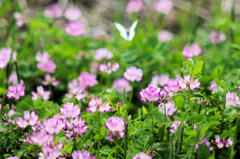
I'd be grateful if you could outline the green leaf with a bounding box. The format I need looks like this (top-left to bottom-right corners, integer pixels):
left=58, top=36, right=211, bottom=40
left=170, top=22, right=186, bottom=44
left=197, top=144, right=210, bottom=159
left=192, top=60, right=203, bottom=78
left=142, top=106, right=148, bottom=114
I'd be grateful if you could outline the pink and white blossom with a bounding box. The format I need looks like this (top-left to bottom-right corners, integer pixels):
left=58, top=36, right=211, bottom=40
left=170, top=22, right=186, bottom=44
left=111, top=78, right=132, bottom=93
left=41, top=74, right=60, bottom=86
left=178, top=75, right=201, bottom=91
left=0, top=47, right=12, bottom=69
left=123, top=66, right=143, bottom=82
left=99, top=62, right=120, bottom=74
left=210, top=30, right=226, bottom=44
left=182, top=43, right=202, bottom=59
left=139, top=84, right=161, bottom=102
left=44, top=3, right=63, bottom=18
left=208, top=81, right=219, bottom=93
left=7, top=83, right=25, bottom=100
left=151, top=74, right=169, bottom=86
left=64, top=7, right=82, bottom=21
left=126, top=0, right=144, bottom=13
left=132, top=152, right=152, bottom=159
left=72, top=150, right=96, bottom=159
left=158, top=30, right=173, bottom=42
left=158, top=101, right=177, bottom=117
left=94, top=48, right=113, bottom=61
left=16, top=111, right=39, bottom=129
left=32, top=86, right=51, bottom=101
left=105, top=116, right=126, bottom=141
left=87, top=98, right=113, bottom=113
left=226, top=92, right=240, bottom=107
left=154, top=0, right=173, bottom=15
left=65, top=21, right=85, bottom=36
left=170, top=121, right=181, bottom=134
left=59, top=102, right=81, bottom=119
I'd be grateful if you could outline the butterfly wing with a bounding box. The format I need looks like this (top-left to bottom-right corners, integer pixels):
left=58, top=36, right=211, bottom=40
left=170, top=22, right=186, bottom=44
left=128, top=20, right=138, bottom=41
left=114, top=22, right=128, bottom=41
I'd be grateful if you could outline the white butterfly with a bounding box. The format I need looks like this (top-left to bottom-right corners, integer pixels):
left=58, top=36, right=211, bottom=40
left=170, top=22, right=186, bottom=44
left=114, top=20, right=138, bottom=41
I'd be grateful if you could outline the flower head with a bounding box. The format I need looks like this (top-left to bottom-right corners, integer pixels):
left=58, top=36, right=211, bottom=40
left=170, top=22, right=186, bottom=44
left=87, top=98, right=113, bottom=113
left=44, top=3, right=63, bottom=18
left=65, top=21, right=85, bottom=36
left=32, top=86, right=51, bottom=101
left=99, top=62, right=120, bottom=74
left=94, top=48, right=113, bottom=61
left=126, top=0, right=144, bottom=13
left=210, top=30, right=226, bottom=44
left=42, top=115, right=67, bottom=134
left=112, top=78, right=132, bottom=93
left=123, top=66, right=143, bottom=82
left=64, top=7, right=82, bottom=21
left=226, top=92, right=240, bottom=107
left=208, top=81, right=219, bottom=93
left=78, top=72, right=98, bottom=89
left=14, top=12, right=27, bottom=27
left=158, top=30, right=173, bottom=42
left=132, top=152, right=152, bottom=159
left=0, top=47, right=12, bottom=69
left=105, top=116, right=126, bottom=141
left=178, top=75, right=201, bottom=91
left=9, top=72, right=18, bottom=84
left=72, top=150, right=96, bottom=159
left=215, top=136, right=224, bottom=149
left=16, top=111, right=39, bottom=129
left=154, top=0, right=173, bottom=15
left=30, top=130, right=54, bottom=146
left=158, top=101, right=177, bottom=117
left=41, top=74, right=60, bottom=86
left=182, top=43, right=202, bottom=59
left=36, top=51, right=56, bottom=73
left=65, top=89, right=87, bottom=102
left=151, top=74, right=169, bottom=86
left=60, top=102, right=81, bottom=119
left=7, top=83, right=25, bottom=100
left=6, top=157, right=18, bottom=159
left=170, top=121, right=181, bottom=134
left=139, top=84, right=160, bottom=102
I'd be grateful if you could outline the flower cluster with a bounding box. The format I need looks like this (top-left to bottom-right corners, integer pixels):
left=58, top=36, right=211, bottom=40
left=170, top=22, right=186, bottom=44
left=64, top=7, right=82, bottom=21
left=87, top=98, right=113, bottom=113
left=158, top=30, right=173, bottom=42
left=139, top=84, right=161, bottom=102
left=226, top=92, right=240, bottom=107
left=123, top=66, right=143, bottom=82
left=195, top=138, right=214, bottom=152
left=95, top=48, right=113, bottom=61
left=59, top=102, right=81, bottom=119
left=36, top=51, right=56, bottom=73
left=0, top=47, right=12, bottom=69
left=151, top=74, right=169, bottom=86
left=41, top=74, right=59, bottom=86
left=99, top=62, right=120, bottom=74
left=170, top=121, right=181, bottom=134
left=158, top=101, right=177, bottom=117
left=111, top=78, right=132, bottom=93
left=132, top=152, right=152, bottom=159
left=44, top=3, right=63, bottom=18
left=208, top=81, right=219, bottom=93
left=215, top=136, right=232, bottom=148
left=154, top=0, right=173, bottom=15
left=65, top=89, right=88, bottom=102
left=7, top=83, right=25, bottom=100
left=126, top=0, right=144, bottom=13
left=16, top=111, right=39, bottom=130
left=105, top=116, right=126, bottom=141
left=210, top=30, right=226, bottom=44
left=178, top=75, right=201, bottom=91
left=65, top=21, right=85, bottom=36
left=182, top=43, right=202, bottom=59
left=65, top=117, right=88, bottom=138
left=32, top=86, right=51, bottom=101
left=72, top=150, right=96, bottom=159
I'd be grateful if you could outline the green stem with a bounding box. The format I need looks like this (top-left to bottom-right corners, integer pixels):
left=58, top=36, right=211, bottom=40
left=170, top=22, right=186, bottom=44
left=151, top=102, right=154, bottom=133
left=234, top=115, right=240, bottom=158
left=97, top=112, right=101, bottom=158
left=115, top=139, right=119, bottom=159
left=188, top=89, right=194, bottom=125
left=98, top=75, right=110, bottom=97
left=128, top=85, right=134, bottom=104
left=0, top=93, right=6, bottom=122
left=123, top=88, right=128, bottom=159
left=15, top=61, right=20, bottom=83
left=130, top=108, right=159, bottom=123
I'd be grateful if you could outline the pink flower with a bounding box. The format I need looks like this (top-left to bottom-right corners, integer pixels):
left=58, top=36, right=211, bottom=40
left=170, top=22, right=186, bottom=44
left=178, top=75, right=201, bottom=91
left=0, top=47, right=12, bottom=69
left=44, top=3, right=63, bottom=18
left=14, top=12, right=26, bottom=27
left=238, top=87, right=240, bottom=91
left=30, top=130, right=54, bottom=146
left=6, top=157, right=18, bottom=159
left=226, top=92, right=240, bottom=107
left=42, top=115, right=67, bottom=134
left=154, top=0, right=173, bottom=15
left=72, top=150, right=96, bottom=159
left=16, top=111, right=39, bottom=129
left=78, top=72, right=98, bottom=89
left=208, top=81, right=219, bottom=93
left=41, top=74, right=60, bottom=86
left=182, top=43, right=202, bottom=59
left=126, top=0, right=144, bottom=13
left=170, top=121, right=181, bottom=134
left=59, top=102, right=81, bottom=119
left=158, top=30, right=173, bottom=42
left=151, top=74, right=169, bottom=86
left=7, top=83, right=25, bottom=100
left=158, top=101, right=177, bottom=117
left=105, top=116, right=126, bottom=141
left=225, top=137, right=233, bottom=147
left=8, top=72, right=18, bottom=84
left=210, top=30, right=226, bottom=44
left=65, top=89, right=87, bottom=102
left=38, top=142, right=63, bottom=159
left=65, top=21, right=85, bottom=36
left=94, top=48, right=113, bottom=61
left=132, top=152, right=152, bottom=159
left=90, top=62, right=99, bottom=73
left=64, top=7, right=82, bottom=21
left=123, top=66, right=143, bottom=82
left=87, top=98, right=113, bottom=113
left=36, top=51, right=56, bottom=73
left=215, top=136, right=224, bottom=149
left=112, top=78, right=132, bottom=93
left=194, top=123, right=197, bottom=131
left=67, top=117, right=88, bottom=137
left=99, top=62, right=120, bottom=74
left=139, top=84, right=161, bottom=102
left=195, top=138, right=214, bottom=152
left=32, top=86, right=51, bottom=101
left=164, top=78, right=181, bottom=95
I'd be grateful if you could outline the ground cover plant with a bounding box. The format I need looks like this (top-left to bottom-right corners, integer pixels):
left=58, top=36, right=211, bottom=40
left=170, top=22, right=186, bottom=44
left=1, top=0, right=240, bottom=158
